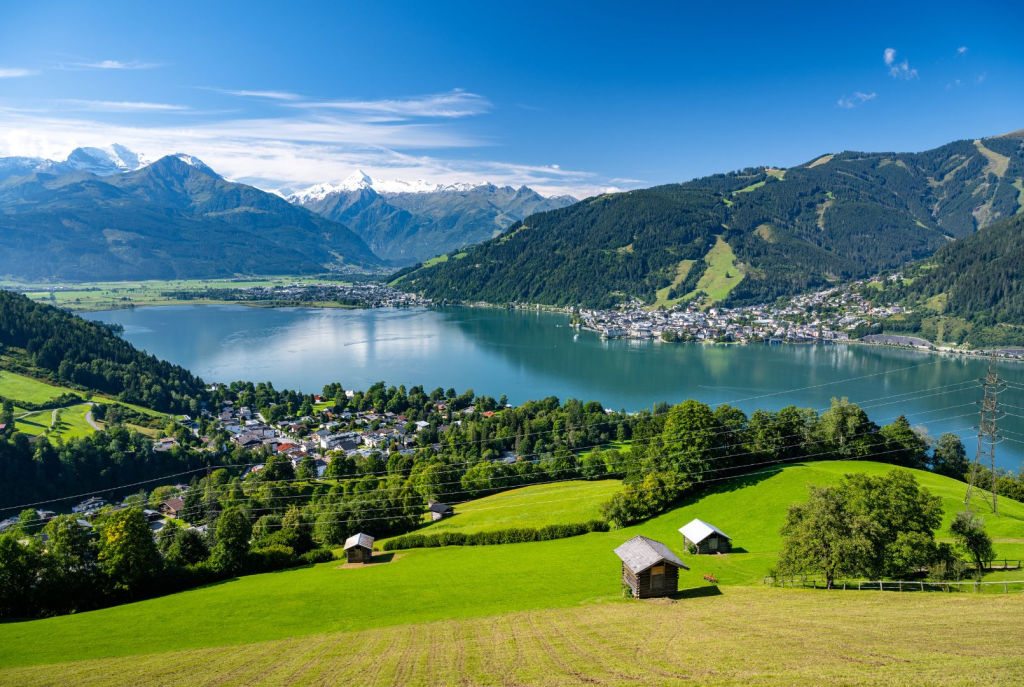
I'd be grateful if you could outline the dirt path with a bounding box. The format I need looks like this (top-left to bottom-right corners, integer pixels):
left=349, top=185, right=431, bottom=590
left=84, top=402, right=101, bottom=430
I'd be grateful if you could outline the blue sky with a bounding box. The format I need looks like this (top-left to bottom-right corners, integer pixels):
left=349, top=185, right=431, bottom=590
left=1, top=0, right=1022, bottom=196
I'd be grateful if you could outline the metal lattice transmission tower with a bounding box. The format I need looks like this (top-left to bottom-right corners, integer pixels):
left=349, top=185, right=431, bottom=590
left=965, top=362, right=1004, bottom=514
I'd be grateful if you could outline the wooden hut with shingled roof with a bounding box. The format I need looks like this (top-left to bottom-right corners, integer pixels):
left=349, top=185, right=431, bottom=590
left=613, top=535, right=688, bottom=598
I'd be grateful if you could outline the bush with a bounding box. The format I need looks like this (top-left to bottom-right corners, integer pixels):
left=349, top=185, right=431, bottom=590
left=300, top=548, right=335, bottom=565
left=381, top=520, right=608, bottom=551
left=248, top=544, right=299, bottom=573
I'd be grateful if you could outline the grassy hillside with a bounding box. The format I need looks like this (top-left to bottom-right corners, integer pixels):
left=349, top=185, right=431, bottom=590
left=3, top=587, right=1021, bottom=686
left=1, top=462, right=1018, bottom=671
left=1, top=369, right=165, bottom=439
left=400, top=479, right=622, bottom=536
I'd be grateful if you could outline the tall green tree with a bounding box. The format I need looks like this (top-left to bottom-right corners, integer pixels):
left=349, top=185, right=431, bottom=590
left=949, top=510, right=995, bottom=574
left=931, top=433, right=969, bottom=480
left=211, top=507, right=252, bottom=575
left=879, top=415, right=929, bottom=469
left=0, top=533, right=41, bottom=617
left=97, top=508, right=162, bottom=598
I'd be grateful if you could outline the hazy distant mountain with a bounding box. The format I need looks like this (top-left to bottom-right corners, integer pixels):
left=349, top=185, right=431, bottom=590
left=0, top=144, right=149, bottom=183
left=399, top=129, right=1024, bottom=308
left=288, top=171, right=577, bottom=264
left=0, top=154, right=380, bottom=280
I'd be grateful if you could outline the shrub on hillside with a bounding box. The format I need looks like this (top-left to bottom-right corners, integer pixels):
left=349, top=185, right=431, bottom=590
left=381, top=520, right=608, bottom=551
left=301, top=548, right=335, bottom=564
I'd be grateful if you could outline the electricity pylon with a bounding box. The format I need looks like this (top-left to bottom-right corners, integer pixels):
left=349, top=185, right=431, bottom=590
left=965, top=362, right=1004, bottom=514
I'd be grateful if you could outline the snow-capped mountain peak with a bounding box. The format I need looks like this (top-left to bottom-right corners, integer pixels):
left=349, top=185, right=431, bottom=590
left=339, top=169, right=374, bottom=191
left=63, top=144, right=149, bottom=176
left=285, top=171, right=523, bottom=204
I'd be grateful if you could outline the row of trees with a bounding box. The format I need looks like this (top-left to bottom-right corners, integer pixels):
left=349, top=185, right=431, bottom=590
left=597, top=398, right=972, bottom=527
left=0, top=504, right=334, bottom=619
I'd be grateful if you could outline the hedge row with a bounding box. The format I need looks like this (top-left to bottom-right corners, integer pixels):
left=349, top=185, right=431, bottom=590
left=381, top=520, right=608, bottom=551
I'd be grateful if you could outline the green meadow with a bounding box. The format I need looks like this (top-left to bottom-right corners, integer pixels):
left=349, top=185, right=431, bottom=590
left=1, top=461, right=1019, bottom=673
left=401, top=479, right=622, bottom=536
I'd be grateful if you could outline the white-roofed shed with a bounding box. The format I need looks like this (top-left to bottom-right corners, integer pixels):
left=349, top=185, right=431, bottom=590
left=679, top=518, right=732, bottom=554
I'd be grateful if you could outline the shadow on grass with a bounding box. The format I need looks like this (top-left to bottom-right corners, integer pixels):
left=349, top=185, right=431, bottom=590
left=672, top=585, right=722, bottom=600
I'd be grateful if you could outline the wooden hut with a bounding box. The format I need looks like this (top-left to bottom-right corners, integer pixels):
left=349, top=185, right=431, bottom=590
left=679, top=519, right=732, bottom=554
left=343, top=533, right=374, bottom=564
left=428, top=500, right=454, bottom=521
left=613, top=535, right=688, bottom=598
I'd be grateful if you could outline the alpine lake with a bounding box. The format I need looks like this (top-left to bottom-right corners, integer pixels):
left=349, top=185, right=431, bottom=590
left=88, top=304, right=1024, bottom=471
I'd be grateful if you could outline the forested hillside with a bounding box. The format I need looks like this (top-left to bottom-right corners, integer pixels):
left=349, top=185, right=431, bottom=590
left=0, top=291, right=206, bottom=412
left=400, top=186, right=728, bottom=308
left=0, top=155, right=381, bottom=280
left=866, top=212, right=1024, bottom=347
left=404, top=130, right=1024, bottom=308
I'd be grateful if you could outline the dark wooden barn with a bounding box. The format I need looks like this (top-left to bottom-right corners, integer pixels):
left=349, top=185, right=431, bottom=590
left=614, top=535, right=689, bottom=598
left=428, top=500, right=454, bottom=521
left=343, top=532, right=374, bottom=564
left=679, top=519, right=732, bottom=555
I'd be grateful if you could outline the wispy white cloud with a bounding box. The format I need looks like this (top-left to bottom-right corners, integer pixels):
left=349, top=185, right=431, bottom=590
left=73, top=60, right=162, bottom=70
left=204, top=87, right=304, bottom=101
left=0, top=68, right=37, bottom=78
left=837, top=91, right=876, bottom=109
left=62, top=100, right=191, bottom=112
left=295, top=89, right=492, bottom=119
left=884, top=48, right=918, bottom=80
left=946, top=78, right=963, bottom=90
left=956, top=46, right=968, bottom=56
left=977, top=72, right=987, bottom=83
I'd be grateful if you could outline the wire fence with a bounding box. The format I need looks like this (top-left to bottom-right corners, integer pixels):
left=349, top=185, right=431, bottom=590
left=763, top=575, right=1024, bottom=594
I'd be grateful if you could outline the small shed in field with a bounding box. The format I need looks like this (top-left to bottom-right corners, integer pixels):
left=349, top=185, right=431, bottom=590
left=428, top=500, right=454, bottom=521
left=679, top=519, right=732, bottom=554
left=343, top=533, right=374, bottom=564
left=614, top=535, right=688, bottom=598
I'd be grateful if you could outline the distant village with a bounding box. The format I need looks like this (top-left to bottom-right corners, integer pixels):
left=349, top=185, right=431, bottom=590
left=163, top=282, right=432, bottom=308
left=577, top=281, right=904, bottom=345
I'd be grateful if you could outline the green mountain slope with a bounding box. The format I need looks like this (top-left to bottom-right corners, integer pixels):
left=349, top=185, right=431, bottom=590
left=0, top=155, right=381, bottom=281
left=405, top=130, right=1024, bottom=308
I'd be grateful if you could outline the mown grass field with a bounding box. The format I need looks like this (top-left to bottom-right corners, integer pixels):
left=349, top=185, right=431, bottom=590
left=3, top=587, right=1021, bottom=686
left=402, top=479, right=622, bottom=536
left=1, top=461, right=1019, bottom=675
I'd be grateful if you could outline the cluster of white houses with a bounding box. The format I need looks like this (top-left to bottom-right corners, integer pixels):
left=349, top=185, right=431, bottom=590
left=614, top=519, right=732, bottom=598
left=578, top=283, right=902, bottom=344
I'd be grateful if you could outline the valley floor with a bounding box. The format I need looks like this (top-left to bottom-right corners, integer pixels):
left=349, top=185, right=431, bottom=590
left=3, top=586, right=1021, bottom=686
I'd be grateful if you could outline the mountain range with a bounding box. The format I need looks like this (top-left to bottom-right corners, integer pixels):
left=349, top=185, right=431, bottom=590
left=398, top=130, right=1024, bottom=308
left=285, top=171, right=577, bottom=263
left=0, top=153, right=380, bottom=280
